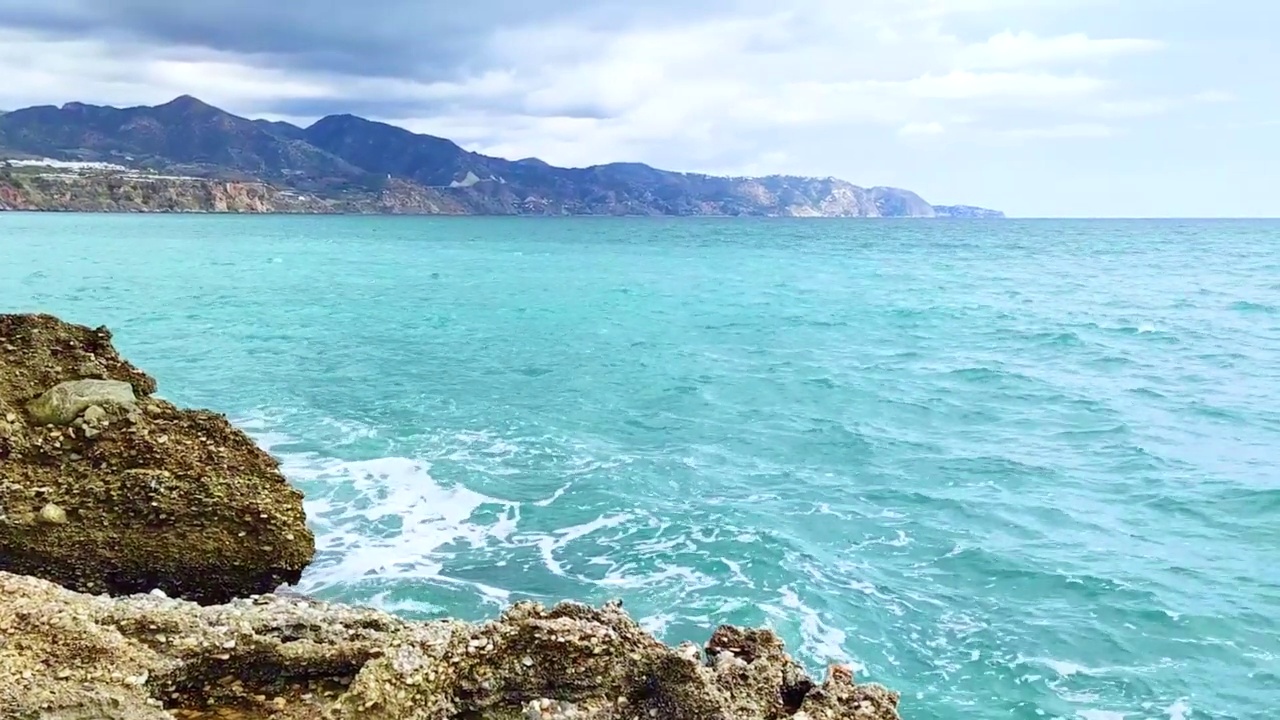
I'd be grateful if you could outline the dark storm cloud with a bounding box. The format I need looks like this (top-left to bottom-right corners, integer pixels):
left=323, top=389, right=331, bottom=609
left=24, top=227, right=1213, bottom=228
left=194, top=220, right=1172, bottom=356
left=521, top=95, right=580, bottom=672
left=0, top=0, right=742, bottom=81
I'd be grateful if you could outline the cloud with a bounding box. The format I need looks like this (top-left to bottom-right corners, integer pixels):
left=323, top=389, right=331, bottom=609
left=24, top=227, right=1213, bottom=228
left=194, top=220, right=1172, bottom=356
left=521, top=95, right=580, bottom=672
left=956, top=31, right=1164, bottom=69
left=0, top=0, right=720, bottom=79
left=1000, top=123, right=1115, bottom=139
left=899, top=70, right=1106, bottom=100
left=0, top=0, right=1228, bottom=215
left=899, top=121, right=946, bottom=137
left=1191, top=90, right=1236, bottom=104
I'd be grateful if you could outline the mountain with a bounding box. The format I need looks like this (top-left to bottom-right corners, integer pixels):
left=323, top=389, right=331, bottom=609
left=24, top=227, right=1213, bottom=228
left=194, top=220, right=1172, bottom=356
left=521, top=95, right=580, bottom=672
left=0, top=96, right=367, bottom=191
left=932, top=204, right=1005, bottom=219
left=0, top=96, right=1003, bottom=217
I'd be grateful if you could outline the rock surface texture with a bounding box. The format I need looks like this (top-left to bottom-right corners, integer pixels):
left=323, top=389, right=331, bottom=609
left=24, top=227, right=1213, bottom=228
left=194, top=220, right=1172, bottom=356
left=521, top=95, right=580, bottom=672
left=0, top=313, right=903, bottom=719
left=0, top=313, right=314, bottom=603
left=0, top=572, right=901, bottom=720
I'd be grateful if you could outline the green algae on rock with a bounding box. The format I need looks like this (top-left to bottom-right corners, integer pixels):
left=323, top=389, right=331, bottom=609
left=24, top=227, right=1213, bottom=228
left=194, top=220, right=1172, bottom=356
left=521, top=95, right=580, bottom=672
left=0, top=571, right=901, bottom=720
left=0, top=313, right=314, bottom=604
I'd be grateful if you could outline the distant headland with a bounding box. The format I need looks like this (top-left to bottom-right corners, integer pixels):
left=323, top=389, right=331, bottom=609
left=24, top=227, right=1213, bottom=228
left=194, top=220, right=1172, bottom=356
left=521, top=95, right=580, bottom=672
left=0, top=95, right=1003, bottom=217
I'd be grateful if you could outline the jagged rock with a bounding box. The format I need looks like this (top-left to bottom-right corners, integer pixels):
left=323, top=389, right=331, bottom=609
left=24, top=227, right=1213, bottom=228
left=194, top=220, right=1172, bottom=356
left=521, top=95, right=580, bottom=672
left=26, top=378, right=137, bottom=425
left=0, top=314, right=314, bottom=603
left=0, top=572, right=902, bottom=720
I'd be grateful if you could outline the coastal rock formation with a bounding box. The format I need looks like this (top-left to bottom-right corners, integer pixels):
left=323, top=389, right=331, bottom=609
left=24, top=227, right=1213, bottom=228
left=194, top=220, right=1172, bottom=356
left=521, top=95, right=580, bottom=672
left=0, top=173, right=335, bottom=213
left=0, top=571, right=901, bottom=720
left=0, top=313, right=314, bottom=603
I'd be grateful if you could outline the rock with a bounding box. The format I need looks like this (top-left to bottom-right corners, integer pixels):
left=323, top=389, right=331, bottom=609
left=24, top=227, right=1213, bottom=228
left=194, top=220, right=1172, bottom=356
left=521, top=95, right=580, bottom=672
left=0, top=314, right=314, bottom=604
left=26, top=379, right=137, bottom=426
left=82, top=403, right=109, bottom=425
left=37, top=503, right=67, bottom=525
left=0, top=572, right=901, bottom=720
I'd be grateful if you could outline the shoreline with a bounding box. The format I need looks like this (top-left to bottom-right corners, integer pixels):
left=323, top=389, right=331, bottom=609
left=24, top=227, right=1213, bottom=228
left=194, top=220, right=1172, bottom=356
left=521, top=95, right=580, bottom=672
left=0, top=312, right=902, bottom=719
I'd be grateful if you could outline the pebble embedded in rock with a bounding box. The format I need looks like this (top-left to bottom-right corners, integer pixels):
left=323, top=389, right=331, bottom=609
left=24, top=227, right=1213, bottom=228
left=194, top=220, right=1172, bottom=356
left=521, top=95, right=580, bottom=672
left=38, top=503, right=67, bottom=525
left=82, top=404, right=108, bottom=425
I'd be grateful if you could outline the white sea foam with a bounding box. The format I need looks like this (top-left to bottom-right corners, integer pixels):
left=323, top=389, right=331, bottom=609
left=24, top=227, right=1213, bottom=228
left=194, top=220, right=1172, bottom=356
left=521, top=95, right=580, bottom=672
left=599, top=563, right=715, bottom=590
left=278, top=452, right=517, bottom=598
left=1077, top=711, right=1127, bottom=720
left=1164, top=699, right=1191, bottom=720
left=533, top=481, right=573, bottom=507
left=1044, top=658, right=1091, bottom=677
left=721, top=558, right=752, bottom=586
left=760, top=587, right=865, bottom=674
left=639, top=612, right=677, bottom=636
left=533, top=513, right=632, bottom=578
left=246, top=416, right=724, bottom=627
left=850, top=529, right=912, bottom=550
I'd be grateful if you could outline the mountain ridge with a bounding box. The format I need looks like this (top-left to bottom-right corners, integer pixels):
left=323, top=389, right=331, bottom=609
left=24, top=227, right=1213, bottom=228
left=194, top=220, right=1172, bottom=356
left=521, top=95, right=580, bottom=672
left=0, top=96, right=1003, bottom=217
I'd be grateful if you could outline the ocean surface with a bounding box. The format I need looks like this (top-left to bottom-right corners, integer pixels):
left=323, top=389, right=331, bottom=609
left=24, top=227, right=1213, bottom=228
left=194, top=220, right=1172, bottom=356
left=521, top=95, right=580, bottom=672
left=2, top=214, right=1278, bottom=719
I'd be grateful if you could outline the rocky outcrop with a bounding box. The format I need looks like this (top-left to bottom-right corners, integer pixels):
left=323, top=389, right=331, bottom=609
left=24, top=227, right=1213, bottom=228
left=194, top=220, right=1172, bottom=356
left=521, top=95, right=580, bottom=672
left=0, top=571, right=901, bottom=720
left=0, top=314, right=314, bottom=603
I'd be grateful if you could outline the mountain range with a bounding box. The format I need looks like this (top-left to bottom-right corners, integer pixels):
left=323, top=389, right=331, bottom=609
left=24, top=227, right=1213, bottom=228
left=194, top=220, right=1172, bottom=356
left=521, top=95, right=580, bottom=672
left=0, top=95, right=1002, bottom=217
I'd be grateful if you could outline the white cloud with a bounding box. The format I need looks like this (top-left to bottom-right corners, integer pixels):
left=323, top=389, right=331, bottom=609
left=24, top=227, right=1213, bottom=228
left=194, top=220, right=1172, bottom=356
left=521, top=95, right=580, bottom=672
left=0, top=31, right=330, bottom=108
left=1001, top=123, right=1115, bottom=139
left=1191, top=90, right=1236, bottom=104
left=957, top=31, right=1164, bottom=69
left=900, top=70, right=1106, bottom=100
left=899, top=121, right=946, bottom=136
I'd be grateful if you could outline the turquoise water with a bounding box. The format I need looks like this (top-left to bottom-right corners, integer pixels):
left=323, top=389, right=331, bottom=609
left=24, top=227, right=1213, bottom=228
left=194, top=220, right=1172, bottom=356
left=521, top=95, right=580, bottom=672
left=2, top=214, right=1278, bottom=719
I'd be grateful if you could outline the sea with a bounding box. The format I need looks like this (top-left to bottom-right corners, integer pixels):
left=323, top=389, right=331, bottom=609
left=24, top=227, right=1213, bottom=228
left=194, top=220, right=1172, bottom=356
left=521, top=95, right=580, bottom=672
left=1, top=214, right=1277, bottom=719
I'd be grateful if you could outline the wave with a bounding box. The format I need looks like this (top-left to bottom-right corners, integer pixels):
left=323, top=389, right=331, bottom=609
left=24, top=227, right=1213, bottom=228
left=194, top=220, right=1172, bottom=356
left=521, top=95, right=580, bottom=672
left=283, top=453, right=520, bottom=601
left=1229, top=300, right=1277, bottom=314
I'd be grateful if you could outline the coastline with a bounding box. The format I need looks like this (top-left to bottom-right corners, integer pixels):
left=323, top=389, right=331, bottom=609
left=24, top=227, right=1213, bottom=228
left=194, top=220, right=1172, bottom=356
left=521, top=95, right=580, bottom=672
left=0, top=313, right=902, bottom=720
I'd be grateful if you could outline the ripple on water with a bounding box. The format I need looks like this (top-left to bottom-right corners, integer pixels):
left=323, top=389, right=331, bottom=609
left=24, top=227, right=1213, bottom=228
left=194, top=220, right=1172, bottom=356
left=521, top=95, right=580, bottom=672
left=2, top=216, right=1278, bottom=720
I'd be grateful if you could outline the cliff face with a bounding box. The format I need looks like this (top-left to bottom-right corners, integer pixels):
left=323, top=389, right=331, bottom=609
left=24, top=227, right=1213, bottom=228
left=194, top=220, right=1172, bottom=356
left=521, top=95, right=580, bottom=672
left=0, top=174, right=334, bottom=213
left=0, top=96, right=1003, bottom=217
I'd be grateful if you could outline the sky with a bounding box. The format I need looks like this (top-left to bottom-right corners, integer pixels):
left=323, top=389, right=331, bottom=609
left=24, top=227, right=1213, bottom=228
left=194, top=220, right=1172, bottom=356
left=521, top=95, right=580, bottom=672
left=0, top=0, right=1275, bottom=217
